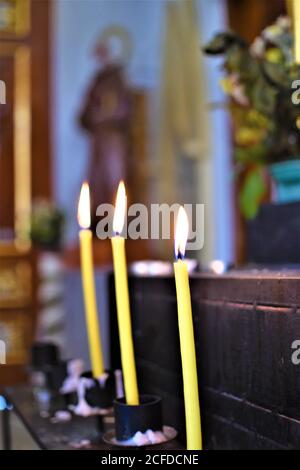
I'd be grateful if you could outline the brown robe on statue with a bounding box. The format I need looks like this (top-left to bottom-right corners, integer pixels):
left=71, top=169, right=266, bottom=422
left=79, top=64, right=132, bottom=230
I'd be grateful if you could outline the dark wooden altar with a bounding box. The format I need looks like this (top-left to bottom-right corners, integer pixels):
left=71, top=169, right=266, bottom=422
left=109, top=269, right=300, bottom=450
left=247, top=201, right=300, bottom=264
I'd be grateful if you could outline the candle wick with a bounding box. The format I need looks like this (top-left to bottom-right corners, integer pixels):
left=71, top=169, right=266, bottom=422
left=177, top=251, right=184, bottom=261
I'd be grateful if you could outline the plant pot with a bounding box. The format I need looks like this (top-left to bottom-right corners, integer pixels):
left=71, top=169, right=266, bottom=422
left=114, top=395, right=163, bottom=441
left=270, top=160, right=300, bottom=203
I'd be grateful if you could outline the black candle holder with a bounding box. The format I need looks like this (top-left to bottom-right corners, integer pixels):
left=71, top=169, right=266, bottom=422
left=31, top=342, right=59, bottom=369
left=62, top=389, right=78, bottom=407
left=80, top=370, right=115, bottom=409
left=30, top=342, right=68, bottom=395
left=114, top=394, right=163, bottom=441
left=43, top=361, right=68, bottom=392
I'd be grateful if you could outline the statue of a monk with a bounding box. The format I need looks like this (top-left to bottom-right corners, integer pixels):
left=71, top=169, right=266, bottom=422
left=79, top=31, right=132, bottom=230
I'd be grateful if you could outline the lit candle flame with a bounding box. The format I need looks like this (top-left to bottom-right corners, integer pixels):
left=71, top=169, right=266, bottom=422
left=113, top=180, right=127, bottom=235
left=174, top=206, right=189, bottom=259
left=78, top=182, right=91, bottom=229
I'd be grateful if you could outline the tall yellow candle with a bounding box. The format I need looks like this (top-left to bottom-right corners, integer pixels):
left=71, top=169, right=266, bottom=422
left=111, top=181, right=139, bottom=405
left=174, top=206, right=202, bottom=450
left=293, top=0, right=300, bottom=63
left=78, top=182, right=104, bottom=377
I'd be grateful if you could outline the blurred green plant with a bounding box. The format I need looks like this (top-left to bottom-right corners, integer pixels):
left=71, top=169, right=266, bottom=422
left=30, top=200, right=65, bottom=251
left=204, top=16, right=300, bottom=218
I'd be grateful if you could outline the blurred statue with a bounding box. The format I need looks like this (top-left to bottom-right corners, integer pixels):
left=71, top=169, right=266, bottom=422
left=79, top=27, right=133, bottom=230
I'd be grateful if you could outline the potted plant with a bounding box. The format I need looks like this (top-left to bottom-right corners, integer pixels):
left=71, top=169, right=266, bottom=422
left=204, top=16, right=300, bottom=218
left=30, top=199, right=65, bottom=251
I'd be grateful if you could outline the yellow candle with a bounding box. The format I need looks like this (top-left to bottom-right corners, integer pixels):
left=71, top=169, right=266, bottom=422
left=174, top=207, right=202, bottom=450
left=293, top=0, right=300, bottom=63
left=111, top=181, right=139, bottom=405
left=78, top=182, right=104, bottom=377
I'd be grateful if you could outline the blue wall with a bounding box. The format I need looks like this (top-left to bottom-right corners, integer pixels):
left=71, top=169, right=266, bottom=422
left=52, top=0, right=233, bottom=264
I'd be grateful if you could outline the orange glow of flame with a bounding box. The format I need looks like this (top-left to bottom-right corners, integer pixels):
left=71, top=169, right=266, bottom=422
left=113, top=180, right=127, bottom=235
left=77, top=182, right=91, bottom=229
left=174, top=206, right=189, bottom=259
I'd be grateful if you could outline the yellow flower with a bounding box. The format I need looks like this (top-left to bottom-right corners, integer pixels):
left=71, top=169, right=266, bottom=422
left=220, top=77, right=233, bottom=94
left=247, top=110, right=269, bottom=128
left=235, top=127, right=264, bottom=146
left=265, top=47, right=282, bottom=63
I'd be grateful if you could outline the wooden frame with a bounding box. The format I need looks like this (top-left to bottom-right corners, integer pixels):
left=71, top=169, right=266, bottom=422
left=0, top=0, right=51, bottom=384
left=0, top=243, right=32, bottom=309
left=0, top=0, right=30, bottom=38
left=0, top=243, right=37, bottom=381
left=0, top=42, right=31, bottom=243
